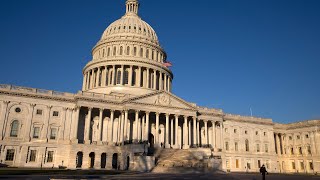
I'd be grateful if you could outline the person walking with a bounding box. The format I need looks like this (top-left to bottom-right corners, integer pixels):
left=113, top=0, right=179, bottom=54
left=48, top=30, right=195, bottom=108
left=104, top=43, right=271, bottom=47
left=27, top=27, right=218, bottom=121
left=259, top=164, right=268, bottom=180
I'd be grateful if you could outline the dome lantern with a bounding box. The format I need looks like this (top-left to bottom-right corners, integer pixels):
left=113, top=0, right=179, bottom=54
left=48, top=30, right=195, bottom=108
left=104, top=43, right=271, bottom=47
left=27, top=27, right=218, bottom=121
left=126, top=0, right=139, bottom=15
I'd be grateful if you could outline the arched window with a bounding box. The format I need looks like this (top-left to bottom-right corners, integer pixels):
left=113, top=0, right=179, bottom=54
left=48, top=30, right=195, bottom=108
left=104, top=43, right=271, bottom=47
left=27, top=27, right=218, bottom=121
left=120, top=46, right=123, bottom=55
left=133, top=47, right=137, bottom=56
left=123, top=69, right=129, bottom=85
left=113, top=47, right=116, bottom=56
left=126, top=46, right=130, bottom=55
left=116, top=70, right=121, bottom=85
left=107, top=48, right=110, bottom=57
left=146, top=49, right=149, bottom=58
left=156, top=51, right=159, bottom=61
left=245, top=139, right=249, bottom=152
left=140, top=48, right=143, bottom=57
left=152, top=50, right=154, bottom=60
left=102, top=49, right=105, bottom=57
left=10, top=120, right=19, bottom=137
left=109, top=70, right=113, bottom=85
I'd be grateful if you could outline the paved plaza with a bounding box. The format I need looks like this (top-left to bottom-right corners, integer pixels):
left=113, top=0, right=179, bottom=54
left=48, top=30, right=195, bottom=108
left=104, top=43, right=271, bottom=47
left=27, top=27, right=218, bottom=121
left=0, top=171, right=319, bottom=180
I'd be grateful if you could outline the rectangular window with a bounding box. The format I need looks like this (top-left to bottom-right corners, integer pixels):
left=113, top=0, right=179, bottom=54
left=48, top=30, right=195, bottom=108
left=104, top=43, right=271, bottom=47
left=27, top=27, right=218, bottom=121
left=258, top=160, right=261, bottom=168
left=5, top=149, right=15, bottom=161
left=29, top=150, right=37, bottom=162
left=235, top=142, right=238, bottom=151
left=299, top=147, right=302, bottom=155
left=50, top=128, right=57, bottom=140
left=257, top=144, right=260, bottom=152
left=266, top=160, right=269, bottom=169
left=47, top=151, right=54, bottom=163
left=292, top=162, right=296, bottom=169
left=307, top=146, right=311, bottom=155
left=36, top=109, right=43, bottom=115
left=33, top=127, right=40, bottom=138
left=291, top=148, right=294, bottom=155
left=265, top=144, right=268, bottom=153
left=247, top=163, right=251, bottom=170
left=236, top=159, right=239, bottom=168
left=53, top=111, right=59, bottom=117
left=225, top=142, right=229, bottom=151
left=300, top=162, right=304, bottom=170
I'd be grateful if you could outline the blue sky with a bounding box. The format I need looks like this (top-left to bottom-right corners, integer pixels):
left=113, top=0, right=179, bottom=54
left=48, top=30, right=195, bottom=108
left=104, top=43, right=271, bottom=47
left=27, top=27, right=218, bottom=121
left=0, top=0, right=319, bottom=123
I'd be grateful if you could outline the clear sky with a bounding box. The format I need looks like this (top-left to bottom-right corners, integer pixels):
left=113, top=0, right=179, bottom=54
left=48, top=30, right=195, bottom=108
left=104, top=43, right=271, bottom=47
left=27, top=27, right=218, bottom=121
left=0, top=0, right=319, bottom=124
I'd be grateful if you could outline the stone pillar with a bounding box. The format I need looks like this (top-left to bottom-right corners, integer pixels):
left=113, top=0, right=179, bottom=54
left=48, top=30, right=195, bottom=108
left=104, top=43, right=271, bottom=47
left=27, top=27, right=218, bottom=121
left=120, top=65, right=124, bottom=85
left=153, top=70, right=157, bottom=90
left=137, top=66, right=141, bottom=87
left=145, top=112, right=150, bottom=142
left=98, top=108, right=103, bottom=142
left=82, top=73, right=87, bottom=90
left=175, top=115, right=179, bottom=148
left=96, top=67, right=101, bottom=87
left=124, top=110, right=128, bottom=141
left=165, top=113, right=170, bottom=148
left=204, top=120, right=208, bottom=145
left=220, top=121, right=223, bottom=150
left=164, top=74, right=167, bottom=91
left=193, top=117, right=196, bottom=146
left=59, top=107, right=67, bottom=141
left=311, top=131, right=318, bottom=155
left=146, top=68, right=150, bottom=88
left=119, top=111, right=125, bottom=144
left=72, top=106, right=80, bottom=143
left=183, top=116, right=188, bottom=149
left=155, top=112, right=160, bottom=145
left=141, top=115, right=145, bottom=141
left=112, top=65, right=116, bottom=85
left=276, top=134, right=281, bottom=155
left=23, top=103, right=35, bottom=141
left=90, top=69, right=94, bottom=88
left=171, top=117, right=174, bottom=147
left=135, top=110, right=139, bottom=141
left=168, top=77, right=171, bottom=92
left=84, top=107, right=92, bottom=144
left=42, top=105, right=52, bottom=140
left=197, top=120, right=200, bottom=145
left=159, top=72, right=163, bottom=90
left=212, top=121, right=216, bottom=148
left=102, top=67, right=107, bottom=87
left=109, top=110, right=114, bottom=143
left=129, top=65, right=133, bottom=86
left=188, top=119, right=191, bottom=146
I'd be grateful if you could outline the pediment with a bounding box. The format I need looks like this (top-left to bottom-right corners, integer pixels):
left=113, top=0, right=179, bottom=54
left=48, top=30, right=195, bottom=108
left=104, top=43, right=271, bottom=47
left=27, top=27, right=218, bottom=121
left=125, top=91, right=196, bottom=110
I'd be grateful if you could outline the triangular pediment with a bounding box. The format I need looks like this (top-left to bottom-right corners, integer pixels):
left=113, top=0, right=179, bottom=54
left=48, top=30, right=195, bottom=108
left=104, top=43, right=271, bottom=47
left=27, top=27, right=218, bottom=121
left=125, top=91, right=196, bottom=110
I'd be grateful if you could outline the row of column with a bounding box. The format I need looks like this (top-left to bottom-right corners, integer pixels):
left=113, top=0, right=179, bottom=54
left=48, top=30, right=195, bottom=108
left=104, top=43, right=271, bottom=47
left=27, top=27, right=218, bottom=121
left=82, top=107, right=223, bottom=150
left=83, top=65, right=172, bottom=92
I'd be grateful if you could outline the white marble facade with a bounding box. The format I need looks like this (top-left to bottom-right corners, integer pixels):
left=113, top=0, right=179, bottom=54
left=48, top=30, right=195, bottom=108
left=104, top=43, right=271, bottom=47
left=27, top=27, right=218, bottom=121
left=0, top=0, right=319, bottom=173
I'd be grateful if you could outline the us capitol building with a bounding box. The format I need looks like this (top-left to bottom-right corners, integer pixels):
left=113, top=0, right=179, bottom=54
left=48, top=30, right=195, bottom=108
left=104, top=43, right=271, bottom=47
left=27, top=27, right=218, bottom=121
left=0, top=0, right=319, bottom=174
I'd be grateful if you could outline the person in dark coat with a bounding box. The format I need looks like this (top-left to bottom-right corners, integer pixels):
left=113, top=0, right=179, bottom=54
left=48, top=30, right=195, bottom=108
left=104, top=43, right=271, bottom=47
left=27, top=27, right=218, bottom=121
left=259, top=164, right=268, bottom=180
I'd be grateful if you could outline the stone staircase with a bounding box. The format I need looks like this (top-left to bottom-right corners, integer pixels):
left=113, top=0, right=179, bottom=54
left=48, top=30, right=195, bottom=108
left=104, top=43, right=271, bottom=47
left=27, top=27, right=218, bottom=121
left=152, top=148, right=222, bottom=173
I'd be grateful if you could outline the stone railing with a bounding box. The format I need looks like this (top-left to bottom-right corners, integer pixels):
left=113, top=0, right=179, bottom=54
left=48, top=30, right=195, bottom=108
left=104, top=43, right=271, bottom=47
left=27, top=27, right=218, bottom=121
left=224, top=113, right=273, bottom=124
left=0, top=84, right=75, bottom=97
left=78, top=91, right=131, bottom=101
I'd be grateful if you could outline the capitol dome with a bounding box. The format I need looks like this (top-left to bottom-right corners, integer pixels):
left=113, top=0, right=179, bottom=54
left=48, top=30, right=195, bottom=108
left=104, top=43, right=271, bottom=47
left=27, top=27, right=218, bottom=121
left=82, top=0, right=173, bottom=96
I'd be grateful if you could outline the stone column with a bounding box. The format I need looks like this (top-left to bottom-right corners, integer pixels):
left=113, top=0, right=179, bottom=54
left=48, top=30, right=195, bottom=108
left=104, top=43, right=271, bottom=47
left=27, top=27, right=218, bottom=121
left=24, top=103, right=35, bottom=141
left=82, top=73, right=87, bottom=90
left=98, top=108, right=103, bottom=142
left=168, top=77, right=171, bottom=92
left=137, top=66, right=141, bottom=87
left=276, top=134, right=281, bottom=155
left=141, top=115, right=145, bottom=141
left=90, top=69, right=94, bottom=88
left=212, top=121, right=216, bottom=148
left=155, top=112, right=160, bottom=145
left=129, top=65, right=133, bottom=86
left=183, top=116, right=188, bottom=149
left=124, top=110, right=128, bottom=141
left=193, top=117, right=196, bottom=146
left=119, top=111, right=125, bottom=144
left=146, top=68, right=150, bottom=88
left=85, top=107, right=92, bottom=144
left=188, top=120, right=191, bottom=146
left=171, top=117, right=173, bottom=147
left=153, top=70, right=157, bottom=90
left=312, top=131, right=318, bottom=155
left=175, top=115, right=179, bottom=148
left=72, top=106, right=80, bottom=143
left=204, top=120, right=208, bottom=145
left=102, top=67, right=107, bottom=87
left=120, top=65, right=124, bottom=85
left=59, top=107, right=67, bottom=141
left=112, top=65, right=116, bottom=85
left=145, top=112, right=150, bottom=142
left=96, top=67, right=101, bottom=87
left=220, top=121, right=223, bottom=150
left=164, top=74, right=167, bottom=91
left=42, top=105, right=52, bottom=140
left=159, top=72, right=163, bottom=90
left=135, top=110, right=139, bottom=141
left=165, top=113, right=170, bottom=148
left=109, top=110, right=114, bottom=143
left=197, top=120, right=200, bottom=145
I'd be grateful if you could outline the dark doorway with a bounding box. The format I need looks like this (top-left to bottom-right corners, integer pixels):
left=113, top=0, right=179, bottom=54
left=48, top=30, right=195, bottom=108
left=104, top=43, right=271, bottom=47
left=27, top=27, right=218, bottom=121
left=148, top=133, right=155, bottom=155
left=112, top=153, right=118, bottom=169
left=126, top=156, right=130, bottom=170
left=101, top=153, right=107, bottom=168
left=76, top=152, right=83, bottom=168
left=89, top=152, right=95, bottom=168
